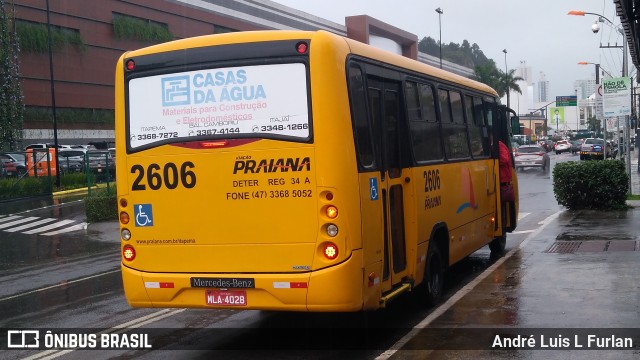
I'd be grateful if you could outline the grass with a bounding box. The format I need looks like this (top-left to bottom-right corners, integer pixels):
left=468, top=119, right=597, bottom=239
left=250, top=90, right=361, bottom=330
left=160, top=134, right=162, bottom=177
left=627, top=194, right=640, bottom=200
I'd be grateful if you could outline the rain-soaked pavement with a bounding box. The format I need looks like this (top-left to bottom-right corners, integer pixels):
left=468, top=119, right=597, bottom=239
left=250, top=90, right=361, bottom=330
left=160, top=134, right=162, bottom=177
left=0, top=153, right=639, bottom=359
left=0, top=191, right=120, bottom=320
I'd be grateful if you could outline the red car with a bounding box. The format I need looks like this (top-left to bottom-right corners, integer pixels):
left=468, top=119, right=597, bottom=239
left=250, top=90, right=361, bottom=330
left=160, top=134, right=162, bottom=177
left=0, top=156, right=19, bottom=177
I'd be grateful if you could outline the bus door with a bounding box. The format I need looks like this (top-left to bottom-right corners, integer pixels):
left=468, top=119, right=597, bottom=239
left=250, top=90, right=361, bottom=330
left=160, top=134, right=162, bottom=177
left=367, top=76, right=410, bottom=291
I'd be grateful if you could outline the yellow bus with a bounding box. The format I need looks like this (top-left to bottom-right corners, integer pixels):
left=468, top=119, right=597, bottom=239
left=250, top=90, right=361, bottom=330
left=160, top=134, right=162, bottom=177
left=115, top=30, right=519, bottom=312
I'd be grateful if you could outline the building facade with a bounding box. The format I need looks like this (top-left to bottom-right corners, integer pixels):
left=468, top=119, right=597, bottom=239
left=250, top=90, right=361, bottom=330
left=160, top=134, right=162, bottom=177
left=11, top=0, right=474, bottom=147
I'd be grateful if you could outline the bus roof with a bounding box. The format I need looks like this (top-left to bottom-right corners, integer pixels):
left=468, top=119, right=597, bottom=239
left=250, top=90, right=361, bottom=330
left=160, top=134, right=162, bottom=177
left=341, top=34, right=498, bottom=97
left=122, top=30, right=497, bottom=97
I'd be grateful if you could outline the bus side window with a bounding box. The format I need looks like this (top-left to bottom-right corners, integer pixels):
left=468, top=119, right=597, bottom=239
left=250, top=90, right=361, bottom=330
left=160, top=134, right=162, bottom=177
left=467, top=96, right=490, bottom=158
left=348, top=64, right=376, bottom=169
left=406, top=81, right=442, bottom=162
left=439, top=89, right=470, bottom=160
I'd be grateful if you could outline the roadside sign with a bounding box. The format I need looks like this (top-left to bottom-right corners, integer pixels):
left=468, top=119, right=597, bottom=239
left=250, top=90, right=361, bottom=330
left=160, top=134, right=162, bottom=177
left=556, top=95, right=577, bottom=107
left=602, top=77, right=631, bottom=116
left=549, top=107, right=564, bottom=125
left=595, top=84, right=603, bottom=119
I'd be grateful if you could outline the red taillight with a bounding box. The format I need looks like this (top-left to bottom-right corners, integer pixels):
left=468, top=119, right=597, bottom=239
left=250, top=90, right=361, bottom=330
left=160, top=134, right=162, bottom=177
left=123, top=245, right=136, bottom=261
left=200, top=141, right=228, bottom=148
left=296, top=41, right=308, bottom=54
left=323, top=243, right=338, bottom=260
left=125, top=59, right=135, bottom=71
left=537, top=152, right=545, bottom=156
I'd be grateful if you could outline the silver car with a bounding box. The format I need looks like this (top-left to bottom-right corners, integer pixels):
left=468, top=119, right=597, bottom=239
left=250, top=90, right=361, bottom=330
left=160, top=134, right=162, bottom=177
left=514, top=145, right=550, bottom=171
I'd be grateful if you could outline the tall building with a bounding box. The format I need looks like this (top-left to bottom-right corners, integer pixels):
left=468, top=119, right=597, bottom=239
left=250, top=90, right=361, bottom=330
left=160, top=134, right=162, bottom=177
left=574, top=79, right=596, bottom=100
left=538, top=72, right=549, bottom=102
left=516, top=61, right=532, bottom=83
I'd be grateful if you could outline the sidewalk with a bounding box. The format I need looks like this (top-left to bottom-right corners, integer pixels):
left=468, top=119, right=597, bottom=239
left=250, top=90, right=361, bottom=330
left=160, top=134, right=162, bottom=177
left=631, top=153, right=640, bottom=196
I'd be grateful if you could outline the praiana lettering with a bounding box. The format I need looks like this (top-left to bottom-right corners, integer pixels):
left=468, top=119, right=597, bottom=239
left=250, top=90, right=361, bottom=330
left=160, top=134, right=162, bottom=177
left=233, top=157, right=311, bottom=174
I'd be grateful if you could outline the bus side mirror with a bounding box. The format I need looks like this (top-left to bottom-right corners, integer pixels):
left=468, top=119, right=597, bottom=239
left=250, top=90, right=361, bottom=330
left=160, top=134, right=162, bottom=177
left=511, top=116, right=521, bottom=135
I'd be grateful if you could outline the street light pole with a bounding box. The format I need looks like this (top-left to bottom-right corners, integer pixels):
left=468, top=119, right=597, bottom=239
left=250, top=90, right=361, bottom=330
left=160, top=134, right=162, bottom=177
left=569, top=9, right=632, bottom=194
left=46, top=0, right=60, bottom=188
left=503, top=49, right=509, bottom=109
left=435, top=7, right=443, bottom=69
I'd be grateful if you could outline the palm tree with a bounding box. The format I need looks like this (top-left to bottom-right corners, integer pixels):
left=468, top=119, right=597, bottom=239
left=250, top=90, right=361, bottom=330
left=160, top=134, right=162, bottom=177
left=497, top=69, right=524, bottom=98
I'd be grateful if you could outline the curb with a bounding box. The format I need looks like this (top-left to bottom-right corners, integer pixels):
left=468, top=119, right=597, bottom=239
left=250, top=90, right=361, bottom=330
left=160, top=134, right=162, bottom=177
left=52, top=183, right=110, bottom=197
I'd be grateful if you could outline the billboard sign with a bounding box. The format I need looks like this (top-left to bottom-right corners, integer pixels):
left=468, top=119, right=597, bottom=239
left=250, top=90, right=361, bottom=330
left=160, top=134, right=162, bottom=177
left=602, top=77, right=631, bottom=116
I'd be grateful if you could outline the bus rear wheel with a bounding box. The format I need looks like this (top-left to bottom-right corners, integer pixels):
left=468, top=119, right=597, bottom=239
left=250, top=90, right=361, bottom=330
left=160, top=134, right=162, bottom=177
left=424, top=243, right=444, bottom=306
left=489, top=235, right=506, bottom=253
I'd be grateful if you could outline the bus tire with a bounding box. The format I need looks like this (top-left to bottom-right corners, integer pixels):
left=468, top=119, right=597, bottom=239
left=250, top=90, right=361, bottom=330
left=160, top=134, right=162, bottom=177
left=424, top=243, right=444, bottom=306
left=489, top=235, right=506, bottom=253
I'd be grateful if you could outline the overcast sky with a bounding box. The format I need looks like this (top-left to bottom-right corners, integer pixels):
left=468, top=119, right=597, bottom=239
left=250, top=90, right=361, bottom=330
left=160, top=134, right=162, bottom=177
left=270, top=0, right=630, bottom=101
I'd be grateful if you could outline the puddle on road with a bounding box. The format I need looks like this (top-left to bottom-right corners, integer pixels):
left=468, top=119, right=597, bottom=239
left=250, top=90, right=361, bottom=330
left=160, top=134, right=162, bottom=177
left=0, top=194, right=119, bottom=270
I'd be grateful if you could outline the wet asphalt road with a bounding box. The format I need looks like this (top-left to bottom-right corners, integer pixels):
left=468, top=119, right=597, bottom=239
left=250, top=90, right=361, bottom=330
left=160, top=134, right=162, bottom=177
left=1, top=152, right=638, bottom=359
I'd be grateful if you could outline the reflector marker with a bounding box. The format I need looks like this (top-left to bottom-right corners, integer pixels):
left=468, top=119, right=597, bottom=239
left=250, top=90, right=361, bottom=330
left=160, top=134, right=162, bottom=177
left=273, top=282, right=308, bottom=289
left=145, top=282, right=175, bottom=289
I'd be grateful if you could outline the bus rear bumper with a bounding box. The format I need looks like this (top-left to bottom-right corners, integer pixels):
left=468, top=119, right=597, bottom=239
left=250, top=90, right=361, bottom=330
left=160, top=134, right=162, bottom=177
left=121, top=250, right=364, bottom=312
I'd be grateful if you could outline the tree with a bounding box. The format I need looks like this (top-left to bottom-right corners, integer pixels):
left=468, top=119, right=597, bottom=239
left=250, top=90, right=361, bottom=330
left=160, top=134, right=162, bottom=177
left=496, top=69, right=524, bottom=98
left=473, top=62, right=501, bottom=90
left=587, top=116, right=601, bottom=132
left=0, top=0, right=24, bottom=151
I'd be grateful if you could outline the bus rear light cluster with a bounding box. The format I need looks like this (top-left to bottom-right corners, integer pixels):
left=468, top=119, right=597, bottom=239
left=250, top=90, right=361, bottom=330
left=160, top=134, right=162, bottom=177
left=323, top=242, right=338, bottom=260
left=123, top=245, right=136, bottom=261
left=119, top=197, right=131, bottom=241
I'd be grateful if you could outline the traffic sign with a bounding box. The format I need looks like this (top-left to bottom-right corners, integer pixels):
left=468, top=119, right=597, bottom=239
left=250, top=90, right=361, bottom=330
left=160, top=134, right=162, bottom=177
left=556, top=95, right=577, bottom=107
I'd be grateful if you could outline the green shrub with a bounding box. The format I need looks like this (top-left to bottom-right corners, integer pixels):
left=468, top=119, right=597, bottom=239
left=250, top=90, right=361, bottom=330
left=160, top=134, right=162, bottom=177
left=113, top=16, right=173, bottom=43
left=58, top=172, right=95, bottom=190
left=0, top=177, right=51, bottom=200
left=85, top=189, right=117, bottom=223
left=16, top=20, right=86, bottom=53
left=553, top=160, right=628, bottom=210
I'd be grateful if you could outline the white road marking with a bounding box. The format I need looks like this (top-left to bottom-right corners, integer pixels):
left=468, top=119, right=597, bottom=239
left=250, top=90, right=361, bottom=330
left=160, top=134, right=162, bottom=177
left=4, top=218, right=58, bottom=232
left=41, top=222, right=87, bottom=236
left=0, top=217, right=39, bottom=230
left=0, top=215, right=21, bottom=224
left=375, top=210, right=562, bottom=360
left=22, top=220, right=75, bottom=234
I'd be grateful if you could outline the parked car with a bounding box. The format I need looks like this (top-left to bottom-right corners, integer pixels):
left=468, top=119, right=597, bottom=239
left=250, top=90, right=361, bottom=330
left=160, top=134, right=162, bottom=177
left=58, top=149, right=87, bottom=173
left=570, top=140, right=583, bottom=154
left=0, top=153, right=26, bottom=176
left=580, top=138, right=612, bottom=160
left=554, top=140, right=571, bottom=154
left=86, top=150, right=115, bottom=176
left=0, top=156, right=18, bottom=177
left=514, top=145, right=550, bottom=171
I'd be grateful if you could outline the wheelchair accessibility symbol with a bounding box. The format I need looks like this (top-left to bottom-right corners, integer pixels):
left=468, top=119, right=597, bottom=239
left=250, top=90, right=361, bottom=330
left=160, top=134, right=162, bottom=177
left=369, top=178, right=379, bottom=200
left=134, top=204, right=153, bottom=227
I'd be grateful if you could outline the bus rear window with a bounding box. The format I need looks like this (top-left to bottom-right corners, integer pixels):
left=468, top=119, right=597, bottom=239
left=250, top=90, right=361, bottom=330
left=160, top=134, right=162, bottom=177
left=127, top=63, right=310, bottom=149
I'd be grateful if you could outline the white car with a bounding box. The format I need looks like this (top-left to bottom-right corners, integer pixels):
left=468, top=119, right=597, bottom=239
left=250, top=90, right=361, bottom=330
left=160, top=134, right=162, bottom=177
left=554, top=140, right=571, bottom=154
